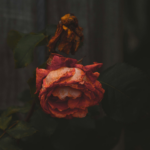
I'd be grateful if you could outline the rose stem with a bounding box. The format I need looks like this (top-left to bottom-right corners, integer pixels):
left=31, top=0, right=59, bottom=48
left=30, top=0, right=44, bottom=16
left=24, top=98, right=36, bottom=122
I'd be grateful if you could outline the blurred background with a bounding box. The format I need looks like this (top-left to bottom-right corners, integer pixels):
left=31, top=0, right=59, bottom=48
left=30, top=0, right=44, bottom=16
left=0, top=0, right=150, bottom=149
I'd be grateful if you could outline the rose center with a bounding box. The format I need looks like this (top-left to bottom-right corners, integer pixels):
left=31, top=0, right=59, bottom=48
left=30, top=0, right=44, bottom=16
left=52, top=86, right=81, bottom=100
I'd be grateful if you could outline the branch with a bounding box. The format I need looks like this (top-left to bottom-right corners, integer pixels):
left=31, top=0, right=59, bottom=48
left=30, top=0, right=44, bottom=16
left=24, top=98, right=36, bottom=122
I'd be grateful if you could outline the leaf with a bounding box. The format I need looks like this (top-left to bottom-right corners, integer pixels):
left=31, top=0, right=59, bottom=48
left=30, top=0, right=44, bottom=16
left=0, top=116, right=12, bottom=130
left=43, top=24, right=57, bottom=37
left=0, top=137, right=21, bottom=150
left=51, top=116, right=95, bottom=150
left=1, top=104, right=31, bottom=117
left=99, top=63, right=150, bottom=123
left=1, top=107, right=20, bottom=117
left=13, top=33, right=45, bottom=68
left=19, top=104, right=31, bottom=113
left=88, top=105, right=100, bottom=116
left=69, top=115, right=95, bottom=130
left=30, top=109, right=58, bottom=136
left=6, top=121, right=37, bottom=139
left=38, top=24, right=57, bottom=46
left=7, top=30, right=25, bottom=51
left=51, top=116, right=122, bottom=150
left=17, top=89, right=32, bottom=103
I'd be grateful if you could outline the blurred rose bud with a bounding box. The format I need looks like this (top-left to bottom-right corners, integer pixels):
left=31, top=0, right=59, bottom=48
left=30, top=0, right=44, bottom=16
left=47, top=14, right=84, bottom=55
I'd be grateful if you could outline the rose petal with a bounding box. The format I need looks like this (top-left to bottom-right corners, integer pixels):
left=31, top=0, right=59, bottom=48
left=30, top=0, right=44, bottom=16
left=47, top=23, right=63, bottom=52
left=77, top=96, right=91, bottom=109
left=52, top=86, right=82, bottom=100
left=43, top=67, right=75, bottom=88
left=94, top=80, right=105, bottom=101
left=58, top=68, right=85, bottom=86
left=68, top=97, right=80, bottom=109
left=35, top=68, right=49, bottom=93
left=48, top=99, right=68, bottom=111
left=84, top=90, right=96, bottom=100
left=48, top=54, right=77, bottom=71
left=40, top=94, right=51, bottom=114
left=48, top=105, right=78, bottom=118
left=75, top=62, right=103, bottom=72
left=72, top=108, right=88, bottom=118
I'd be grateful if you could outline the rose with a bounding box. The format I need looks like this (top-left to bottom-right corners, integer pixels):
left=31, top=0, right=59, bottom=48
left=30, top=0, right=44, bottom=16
left=35, top=53, right=105, bottom=119
left=47, top=13, right=83, bottom=55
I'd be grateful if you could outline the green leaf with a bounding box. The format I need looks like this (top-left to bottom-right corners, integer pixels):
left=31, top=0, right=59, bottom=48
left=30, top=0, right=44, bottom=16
left=51, top=116, right=122, bottom=150
left=88, top=105, right=100, bottom=117
left=30, top=109, right=58, bottom=136
left=6, top=121, right=37, bottom=139
left=19, top=104, right=31, bottom=114
left=7, top=30, right=25, bottom=51
left=69, top=116, right=95, bottom=129
left=99, top=63, right=150, bottom=123
left=0, top=137, right=22, bottom=150
left=1, top=105, right=31, bottom=117
left=0, top=116, right=12, bottom=130
left=37, top=24, right=57, bottom=46
left=42, top=24, right=57, bottom=37
left=13, top=33, right=45, bottom=68
left=1, top=107, right=20, bottom=117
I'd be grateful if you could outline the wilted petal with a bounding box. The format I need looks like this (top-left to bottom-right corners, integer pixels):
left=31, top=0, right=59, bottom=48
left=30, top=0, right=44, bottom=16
left=59, top=68, right=85, bottom=85
left=48, top=106, right=78, bottom=118
left=75, top=62, right=103, bottom=72
left=72, top=108, right=88, bottom=118
left=68, top=97, right=80, bottom=109
left=52, top=86, right=82, bottom=100
left=84, top=90, right=96, bottom=100
left=94, top=80, right=105, bottom=101
left=48, top=99, right=68, bottom=111
left=40, top=94, right=51, bottom=114
left=36, top=68, right=49, bottom=93
left=47, top=23, right=63, bottom=52
left=77, top=96, right=91, bottom=109
left=84, top=62, right=103, bottom=72
left=43, top=67, right=75, bottom=88
left=48, top=55, right=77, bottom=71
left=86, top=72, right=100, bottom=83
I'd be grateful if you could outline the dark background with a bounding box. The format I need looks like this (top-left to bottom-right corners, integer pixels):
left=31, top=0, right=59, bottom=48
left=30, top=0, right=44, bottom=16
left=0, top=0, right=149, bottom=149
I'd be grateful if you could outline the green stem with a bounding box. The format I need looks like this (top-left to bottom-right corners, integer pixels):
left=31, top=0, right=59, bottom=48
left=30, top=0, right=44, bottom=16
left=0, top=120, right=19, bottom=139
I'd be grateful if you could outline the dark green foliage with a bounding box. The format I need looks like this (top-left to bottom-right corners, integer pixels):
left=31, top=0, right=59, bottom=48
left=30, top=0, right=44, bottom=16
left=0, top=137, right=22, bottom=150
left=0, top=116, right=12, bottom=130
left=4, top=24, right=150, bottom=150
left=6, top=121, right=37, bottom=139
left=29, top=109, right=58, bottom=137
left=50, top=116, right=122, bottom=150
left=18, top=109, right=58, bottom=150
left=99, top=63, right=149, bottom=123
left=7, top=30, right=25, bottom=51
left=6, top=25, right=57, bottom=69
left=13, top=33, right=45, bottom=68
left=1, top=105, right=31, bottom=117
left=17, top=89, right=32, bottom=103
